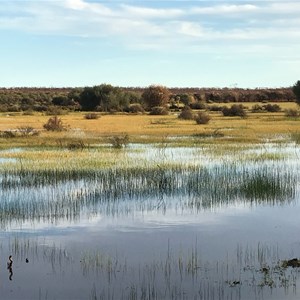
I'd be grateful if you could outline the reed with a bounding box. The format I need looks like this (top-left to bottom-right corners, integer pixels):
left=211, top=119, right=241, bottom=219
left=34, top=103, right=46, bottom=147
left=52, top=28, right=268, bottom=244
left=0, top=143, right=297, bottom=227
left=3, top=235, right=300, bottom=299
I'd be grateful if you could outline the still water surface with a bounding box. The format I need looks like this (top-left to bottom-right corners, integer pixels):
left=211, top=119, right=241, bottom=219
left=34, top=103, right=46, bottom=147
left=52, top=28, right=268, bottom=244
left=0, top=143, right=299, bottom=299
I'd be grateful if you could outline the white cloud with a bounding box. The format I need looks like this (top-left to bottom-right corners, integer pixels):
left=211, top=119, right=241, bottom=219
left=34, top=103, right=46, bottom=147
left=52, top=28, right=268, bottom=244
left=0, top=0, right=299, bottom=54
left=268, top=2, right=300, bottom=14
left=120, top=4, right=184, bottom=19
left=65, top=0, right=88, bottom=10
left=177, top=22, right=206, bottom=37
left=190, top=4, right=258, bottom=15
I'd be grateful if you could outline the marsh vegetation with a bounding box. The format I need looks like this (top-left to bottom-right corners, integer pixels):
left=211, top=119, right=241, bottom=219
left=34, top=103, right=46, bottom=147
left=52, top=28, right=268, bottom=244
left=0, top=137, right=299, bottom=299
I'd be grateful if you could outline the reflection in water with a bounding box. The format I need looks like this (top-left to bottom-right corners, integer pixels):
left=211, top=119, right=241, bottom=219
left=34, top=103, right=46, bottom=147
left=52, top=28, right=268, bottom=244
left=7, top=255, right=13, bottom=281
left=0, top=143, right=299, bottom=299
left=0, top=161, right=297, bottom=228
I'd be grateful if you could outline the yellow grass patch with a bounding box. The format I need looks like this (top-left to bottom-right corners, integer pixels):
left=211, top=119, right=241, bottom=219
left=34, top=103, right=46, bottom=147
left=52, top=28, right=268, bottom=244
left=0, top=102, right=299, bottom=146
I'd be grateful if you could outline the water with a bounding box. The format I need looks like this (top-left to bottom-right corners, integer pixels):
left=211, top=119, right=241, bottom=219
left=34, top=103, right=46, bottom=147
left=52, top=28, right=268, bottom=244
left=0, top=143, right=299, bottom=299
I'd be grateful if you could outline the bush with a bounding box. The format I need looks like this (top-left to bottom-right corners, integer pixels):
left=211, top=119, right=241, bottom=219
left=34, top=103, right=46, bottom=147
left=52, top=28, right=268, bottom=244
left=251, top=104, right=264, bottom=113
left=45, top=106, right=67, bottom=116
left=108, top=134, right=129, bottom=149
left=263, top=104, right=281, bottom=112
left=0, top=131, right=17, bottom=138
left=178, top=106, right=194, bottom=120
left=285, top=109, right=300, bottom=118
left=149, top=106, right=169, bottom=115
left=222, top=104, right=247, bottom=118
left=195, top=112, right=211, bottom=124
left=208, top=105, right=223, bottom=112
left=67, top=140, right=86, bottom=150
left=84, top=113, right=99, bottom=119
left=127, top=103, right=145, bottom=114
left=43, top=116, right=67, bottom=131
left=142, top=85, right=170, bottom=109
left=22, top=110, right=34, bottom=116
left=190, top=101, right=207, bottom=110
left=17, top=126, right=39, bottom=137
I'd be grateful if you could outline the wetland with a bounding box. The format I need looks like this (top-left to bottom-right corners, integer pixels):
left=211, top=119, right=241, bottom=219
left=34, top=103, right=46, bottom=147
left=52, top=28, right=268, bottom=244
left=0, top=137, right=299, bottom=299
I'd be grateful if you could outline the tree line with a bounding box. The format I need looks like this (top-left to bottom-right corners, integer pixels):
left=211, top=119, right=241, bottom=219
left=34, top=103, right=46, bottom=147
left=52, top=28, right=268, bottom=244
left=0, top=84, right=297, bottom=113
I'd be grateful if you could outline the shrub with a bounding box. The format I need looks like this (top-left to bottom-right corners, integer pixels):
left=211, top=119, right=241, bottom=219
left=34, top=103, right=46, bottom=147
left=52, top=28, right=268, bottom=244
left=208, top=105, right=223, bottom=112
left=45, top=106, right=67, bottom=115
left=251, top=104, right=264, bottom=113
left=127, top=103, right=145, bottom=114
left=222, top=104, right=247, bottom=118
left=67, top=140, right=86, bottom=150
left=22, top=110, right=34, bottom=116
left=43, top=116, right=67, bottom=131
left=190, top=101, right=207, bottom=110
left=108, top=134, right=129, bottom=149
left=149, top=106, right=169, bottom=115
left=84, top=113, right=99, bottom=119
left=0, top=104, right=9, bottom=112
left=292, top=80, right=300, bottom=106
left=178, top=106, right=194, bottom=120
left=291, top=132, right=300, bottom=144
left=195, top=112, right=211, bottom=124
left=0, top=131, right=17, bottom=138
left=285, top=109, right=300, bottom=118
left=142, top=85, right=170, bottom=109
left=263, top=104, right=281, bottom=112
left=17, top=126, right=39, bottom=137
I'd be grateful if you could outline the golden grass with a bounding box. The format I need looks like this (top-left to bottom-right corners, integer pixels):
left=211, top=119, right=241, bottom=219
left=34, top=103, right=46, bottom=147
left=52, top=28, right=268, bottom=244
left=0, top=101, right=299, bottom=147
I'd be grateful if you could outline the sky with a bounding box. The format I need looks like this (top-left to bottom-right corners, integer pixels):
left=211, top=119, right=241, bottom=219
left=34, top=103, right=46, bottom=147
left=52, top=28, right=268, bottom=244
left=0, top=0, right=299, bottom=88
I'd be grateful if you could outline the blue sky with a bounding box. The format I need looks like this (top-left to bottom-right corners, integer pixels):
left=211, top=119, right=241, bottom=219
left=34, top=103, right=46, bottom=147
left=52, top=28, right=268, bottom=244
left=0, top=0, right=299, bottom=88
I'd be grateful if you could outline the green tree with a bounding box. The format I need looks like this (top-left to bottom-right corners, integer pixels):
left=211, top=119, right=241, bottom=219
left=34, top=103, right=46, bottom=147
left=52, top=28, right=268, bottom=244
left=292, top=80, right=300, bottom=106
left=178, top=93, right=194, bottom=106
left=79, top=84, right=120, bottom=111
left=142, top=85, right=170, bottom=109
left=79, top=87, right=99, bottom=111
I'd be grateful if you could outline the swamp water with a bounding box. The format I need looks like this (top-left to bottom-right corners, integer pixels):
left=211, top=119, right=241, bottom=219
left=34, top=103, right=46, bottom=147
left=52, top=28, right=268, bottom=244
left=0, top=142, right=299, bottom=299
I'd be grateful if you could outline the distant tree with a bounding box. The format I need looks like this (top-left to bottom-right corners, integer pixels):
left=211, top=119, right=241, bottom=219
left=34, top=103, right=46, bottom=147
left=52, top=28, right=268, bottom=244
left=79, top=87, right=99, bottom=111
left=67, top=88, right=82, bottom=103
left=142, top=85, right=170, bottom=109
left=178, top=93, right=194, bottom=106
left=292, top=80, right=300, bottom=106
left=93, top=84, right=118, bottom=111
left=79, top=84, right=126, bottom=112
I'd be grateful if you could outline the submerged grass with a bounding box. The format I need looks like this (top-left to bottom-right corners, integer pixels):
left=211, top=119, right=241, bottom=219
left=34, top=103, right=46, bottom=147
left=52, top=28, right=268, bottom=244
left=0, top=142, right=298, bottom=227
left=3, top=235, right=300, bottom=300
left=0, top=157, right=297, bottom=227
left=82, top=241, right=300, bottom=300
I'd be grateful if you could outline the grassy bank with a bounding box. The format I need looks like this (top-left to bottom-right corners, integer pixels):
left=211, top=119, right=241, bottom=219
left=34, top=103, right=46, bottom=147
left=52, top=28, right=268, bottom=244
left=0, top=102, right=299, bottom=148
